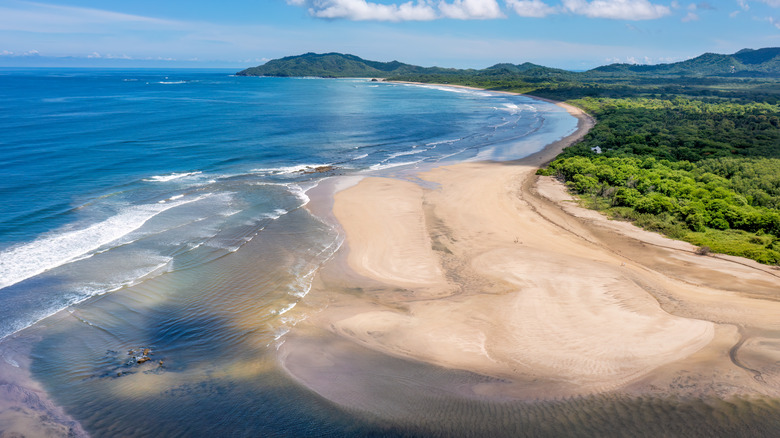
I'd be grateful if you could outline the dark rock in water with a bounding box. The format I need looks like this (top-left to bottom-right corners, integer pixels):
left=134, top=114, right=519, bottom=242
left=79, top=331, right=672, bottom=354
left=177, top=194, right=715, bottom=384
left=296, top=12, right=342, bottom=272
left=371, top=78, right=379, bottom=82
left=122, top=346, right=157, bottom=366
left=300, top=165, right=336, bottom=174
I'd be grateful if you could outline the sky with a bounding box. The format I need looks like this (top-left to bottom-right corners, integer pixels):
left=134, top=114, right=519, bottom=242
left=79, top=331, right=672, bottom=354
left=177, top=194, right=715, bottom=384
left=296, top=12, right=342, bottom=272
left=0, top=0, right=779, bottom=70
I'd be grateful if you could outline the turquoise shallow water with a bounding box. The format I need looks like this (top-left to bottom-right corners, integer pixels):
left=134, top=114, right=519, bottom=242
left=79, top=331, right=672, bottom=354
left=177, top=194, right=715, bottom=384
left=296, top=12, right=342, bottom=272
left=0, top=69, right=575, bottom=341
left=1, top=69, right=778, bottom=438
left=0, top=69, right=618, bottom=436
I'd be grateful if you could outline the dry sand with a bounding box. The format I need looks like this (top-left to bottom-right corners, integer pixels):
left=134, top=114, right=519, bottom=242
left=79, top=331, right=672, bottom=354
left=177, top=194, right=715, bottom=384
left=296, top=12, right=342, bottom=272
left=279, top=96, right=780, bottom=411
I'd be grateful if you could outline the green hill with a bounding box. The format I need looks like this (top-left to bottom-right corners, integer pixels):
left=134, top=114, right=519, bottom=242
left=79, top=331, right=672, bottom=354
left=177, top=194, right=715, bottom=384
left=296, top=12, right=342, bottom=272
left=588, top=48, right=780, bottom=77
left=237, top=48, right=780, bottom=79
left=236, top=52, right=429, bottom=78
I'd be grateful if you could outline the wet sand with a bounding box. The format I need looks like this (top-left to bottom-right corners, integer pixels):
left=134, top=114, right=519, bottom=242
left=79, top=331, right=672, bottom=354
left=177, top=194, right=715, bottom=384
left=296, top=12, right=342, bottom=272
left=280, top=98, right=780, bottom=422
left=0, top=334, right=88, bottom=437
left=2, top=91, right=780, bottom=437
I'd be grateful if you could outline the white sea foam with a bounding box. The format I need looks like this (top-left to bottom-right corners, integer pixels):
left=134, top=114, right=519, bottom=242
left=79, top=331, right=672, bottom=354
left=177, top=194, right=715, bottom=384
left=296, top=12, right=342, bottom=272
left=2, top=352, right=19, bottom=368
left=426, top=138, right=459, bottom=146
left=386, top=148, right=427, bottom=160
left=99, top=255, right=172, bottom=293
left=273, top=327, right=291, bottom=341
left=0, top=197, right=202, bottom=291
left=408, top=83, right=493, bottom=97
left=144, top=171, right=202, bottom=182
left=205, top=239, right=247, bottom=254
left=219, top=209, right=242, bottom=218
left=251, top=164, right=331, bottom=175
left=263, top=208, right=288, bottom=220
left=275, top=302, right=297, bottom=316
left=368, top=160, right=423, bottom=171
left=288, top=184, right=311, bottom=206
left=0, top=254, right=172, bottom=341
left=158, top=194, right=186, bottom=204
left=498, top=103, right=521, bottom=115
left=251, top=182, right=312, bottom=209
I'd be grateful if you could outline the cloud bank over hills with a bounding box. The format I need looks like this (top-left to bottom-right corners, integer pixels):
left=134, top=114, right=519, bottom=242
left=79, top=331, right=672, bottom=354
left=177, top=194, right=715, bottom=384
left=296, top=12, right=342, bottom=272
left=286, top=0, right=674, bottom=22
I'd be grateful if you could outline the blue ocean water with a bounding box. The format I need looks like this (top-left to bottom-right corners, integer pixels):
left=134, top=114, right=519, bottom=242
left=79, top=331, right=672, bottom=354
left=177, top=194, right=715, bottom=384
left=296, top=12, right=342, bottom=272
left=0, top=68, right=576, bottom=342
left=3, top=70, right=780, bottom=438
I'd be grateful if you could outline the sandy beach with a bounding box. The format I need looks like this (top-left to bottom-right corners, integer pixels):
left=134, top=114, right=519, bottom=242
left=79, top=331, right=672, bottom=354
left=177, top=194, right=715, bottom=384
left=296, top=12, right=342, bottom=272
left=3, top=73, right=779, bottom=437
left=279, top=95, right=780, bottom=415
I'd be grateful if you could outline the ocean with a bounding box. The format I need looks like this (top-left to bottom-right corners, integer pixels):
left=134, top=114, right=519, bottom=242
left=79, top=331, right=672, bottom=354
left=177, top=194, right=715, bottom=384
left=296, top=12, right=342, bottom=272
left=0, top=69, right=574, bottom=341
left=2, top=68, right=779, bottom=438
left=0, top=68, right=587, bottom=436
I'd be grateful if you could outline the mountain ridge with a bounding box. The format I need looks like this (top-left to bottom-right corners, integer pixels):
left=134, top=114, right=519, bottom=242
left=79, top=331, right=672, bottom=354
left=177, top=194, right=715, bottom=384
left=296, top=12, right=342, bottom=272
left=236, top=48, right=780, bottom=79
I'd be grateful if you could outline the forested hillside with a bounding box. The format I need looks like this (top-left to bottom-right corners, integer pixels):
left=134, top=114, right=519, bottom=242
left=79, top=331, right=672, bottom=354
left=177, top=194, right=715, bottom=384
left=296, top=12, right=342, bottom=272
left=237, top=48, right=780, bottom=79
left=236, top=52, right=462, bottom=77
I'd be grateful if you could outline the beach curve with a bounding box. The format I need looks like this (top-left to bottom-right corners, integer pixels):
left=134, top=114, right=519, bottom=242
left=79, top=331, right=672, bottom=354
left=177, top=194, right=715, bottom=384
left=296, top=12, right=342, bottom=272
left=279, top=90, right=780, bottom=415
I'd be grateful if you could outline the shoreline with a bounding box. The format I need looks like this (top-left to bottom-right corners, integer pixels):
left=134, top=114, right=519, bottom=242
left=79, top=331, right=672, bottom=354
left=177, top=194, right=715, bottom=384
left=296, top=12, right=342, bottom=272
left=280, top=85, right=780, bottom=413
left=1, top=80, right=779, bottom=436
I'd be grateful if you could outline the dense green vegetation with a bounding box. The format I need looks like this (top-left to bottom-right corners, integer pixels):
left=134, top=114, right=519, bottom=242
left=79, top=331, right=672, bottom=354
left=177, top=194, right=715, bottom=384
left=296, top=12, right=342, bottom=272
left=239, top=50, right=780, bottom=264
left=236, top=52, right=463, bottom=78
left=539, top=156, right=780, bottom=264
left=587, top=48, right=780, bottom=77
left=533, top=98, right=780, bottom=265
left=558, top=97, right=780, bottom=161
left=395, top=64, right=780, bottom=265
left=237, top=48, right=780, bottom=79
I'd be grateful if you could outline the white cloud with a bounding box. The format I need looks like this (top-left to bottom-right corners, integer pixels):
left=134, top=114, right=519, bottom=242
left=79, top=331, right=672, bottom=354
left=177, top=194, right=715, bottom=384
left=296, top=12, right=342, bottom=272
left=562, top=0, right=672, bottom=20
left=506, top=0, right=557, bottom=17
left=768, top=16, right=780, bottom=28
left=438, top=0, right=504, bottom=19
left=737, top=0, right=749, bottom=10
left=307, top=0, right=437, bottom=21
left=297, top=0, right=503, bottom=21
left=682, top=11, right=698, bottom=20
left=290, top=0, right=675, bottom=20
left=758, top=0, right=780, bottom=7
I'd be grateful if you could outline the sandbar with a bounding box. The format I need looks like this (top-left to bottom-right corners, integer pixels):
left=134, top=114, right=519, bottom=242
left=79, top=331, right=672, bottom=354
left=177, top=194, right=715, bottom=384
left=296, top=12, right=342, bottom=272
left=280, top=91, right=780, bottom=413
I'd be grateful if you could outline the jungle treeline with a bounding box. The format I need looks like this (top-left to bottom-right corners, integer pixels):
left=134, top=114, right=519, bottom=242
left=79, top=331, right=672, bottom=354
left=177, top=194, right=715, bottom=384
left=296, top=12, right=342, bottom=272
left=395, top=73, right=780, bottom=265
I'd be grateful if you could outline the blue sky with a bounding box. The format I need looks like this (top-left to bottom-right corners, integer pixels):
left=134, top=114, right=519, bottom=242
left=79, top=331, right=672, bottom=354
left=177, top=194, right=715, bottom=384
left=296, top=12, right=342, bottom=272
left=0, top=0, right=779, bottom=69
